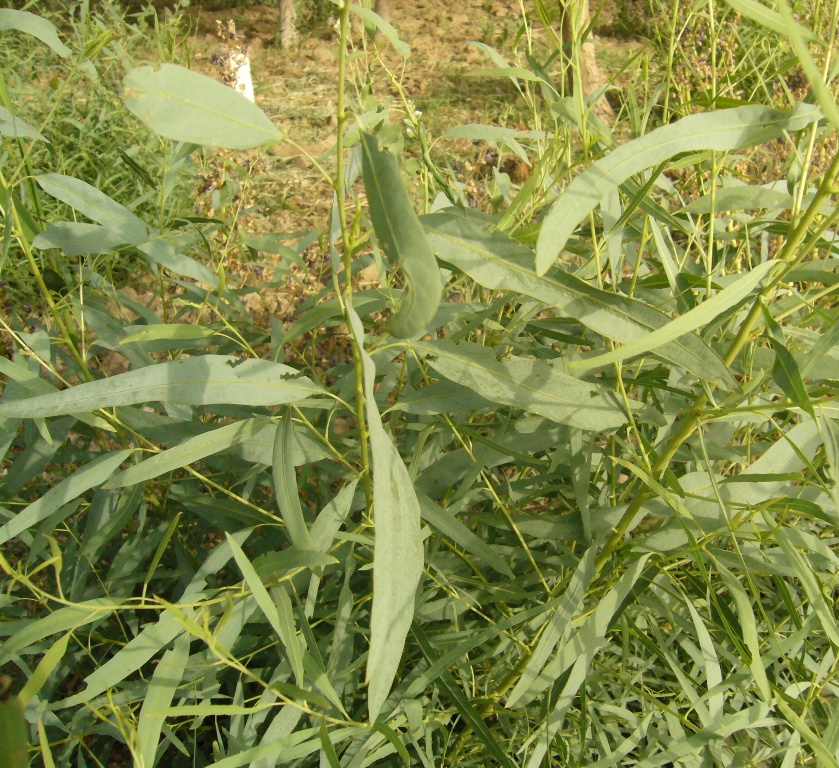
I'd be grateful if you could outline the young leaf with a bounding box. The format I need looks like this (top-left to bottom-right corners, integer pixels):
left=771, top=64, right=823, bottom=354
left=272, top=409, right=316, bottom=550
left=0, top=356, right=321, bottom=418
left=361, top=131, right=442, bottom=338
left=17, top=632, right=70, bottom=706
left=535, top=103, right=823, bottom=274
left=123, top=64, right=283, bottom=149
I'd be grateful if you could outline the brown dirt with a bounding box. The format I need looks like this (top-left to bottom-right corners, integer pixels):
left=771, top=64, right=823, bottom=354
left=138, top=0, right=646, bottom=339
left=184, top=0, right=645, bottom=233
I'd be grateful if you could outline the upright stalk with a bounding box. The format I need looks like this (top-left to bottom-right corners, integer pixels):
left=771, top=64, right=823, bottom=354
left=333, top=0, right=373, bottom=510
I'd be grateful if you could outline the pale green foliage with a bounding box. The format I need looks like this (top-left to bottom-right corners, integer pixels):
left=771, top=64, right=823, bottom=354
left=2, top=1, right=839, bottom=767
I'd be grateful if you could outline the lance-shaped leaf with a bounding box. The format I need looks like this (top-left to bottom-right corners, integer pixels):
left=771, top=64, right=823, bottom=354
left=34, top=174, right=218, bottom=286
left=0, top=10, right=71, bottom=57
left=361, top=131, right=442, bottom=338
left=423, top=207, right=735, bottom=386
left=136, top=634, right=191, bottom=768
left=0, top=356, right=321, bottom=418
left=33, top=222, right=126, bottom=256
left=0, top=106, right=47, bottom=141
left=535, top=103, right=823, bottom=274
left=37, top=173, right=149, bottom=242
left=0, top=450, right=133, bottom=545
left=347, top=307, right=423, bottom=721
left=124, top=63, right=283, bottom=149
left=412, top=339, right=631, bottom=430
left=566, top=260, right=777, bottom=373
left=105, top=418, right=269, bottom=489
left=273, top=408, right=316, bottom=550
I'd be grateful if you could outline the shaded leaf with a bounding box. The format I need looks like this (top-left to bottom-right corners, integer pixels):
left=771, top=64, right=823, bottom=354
left=361, top=131, right=442, bottom=338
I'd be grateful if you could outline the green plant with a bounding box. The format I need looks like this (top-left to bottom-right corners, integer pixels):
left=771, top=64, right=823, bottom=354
left=2, top=2, right=839, bottom=767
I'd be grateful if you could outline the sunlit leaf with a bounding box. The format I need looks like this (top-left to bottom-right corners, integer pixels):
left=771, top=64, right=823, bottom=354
left=123, top=64, right=283, bottom=149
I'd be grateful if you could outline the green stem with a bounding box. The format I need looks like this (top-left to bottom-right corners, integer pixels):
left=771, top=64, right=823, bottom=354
left=333, top=0, right=373, bottom=511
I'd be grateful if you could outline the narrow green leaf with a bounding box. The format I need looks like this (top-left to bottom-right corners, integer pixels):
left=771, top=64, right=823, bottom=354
left=319, top=721, right=342, bottom=768
left=252, top=549, right=338, bottom=583
left=37, top=173, right=149, bottom=243
left=17, top=632, right=70, bottom=706
left=412, top=624, right=515, bottom=768
left=715, top=562, right=771, bottom=702
left=0, top=698, right=29, bottom=768
left=227, top=534, right=306, bottom=686
left=567, top=260, right=776, bottom=373
left=273, top=409, right=316, bottom=550
left=351, top=4, right=410, bottom=57
left=0, top=450, right=132, bottom=545
left=106, top=419, right=266, bottom=489
left=0, top=356, right=321, bottom=418
left=137, top=634, right=190, bottom=768
left=507, top=547, right=596, bottom=707
left=418, top=494, right=513, bottom=577
left=311, top=480, right=359, bottom=552
left=0, top=106, right=46, bottom=141
left=760, top=301, right=815, bottom=418
left=32, top=222, right=126, bottom=256
left=0, top=10, right=71, bottom=56
left=123, top=64, right=282, bottom=149
left=372, top=723, right=412, bottom=765
left=119, top=324, right=218, bottom=347
left=361, top=131, right=442, bottom=338
left=535, top=103, right=823, bottom=274
left=423, top=208, right=735, bottom=386
left=412, top=339, right=631, bottom=430
left=348, top=307, right=423, bottom=721
left=58, top=531, right=250, bottom=707
left=0, top=598, right=122, bottom=666
left=776, top=528, right=839, bottom=648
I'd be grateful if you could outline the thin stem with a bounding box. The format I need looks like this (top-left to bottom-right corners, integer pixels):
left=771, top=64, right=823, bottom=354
left=333, top=0, right=373, bottom=511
